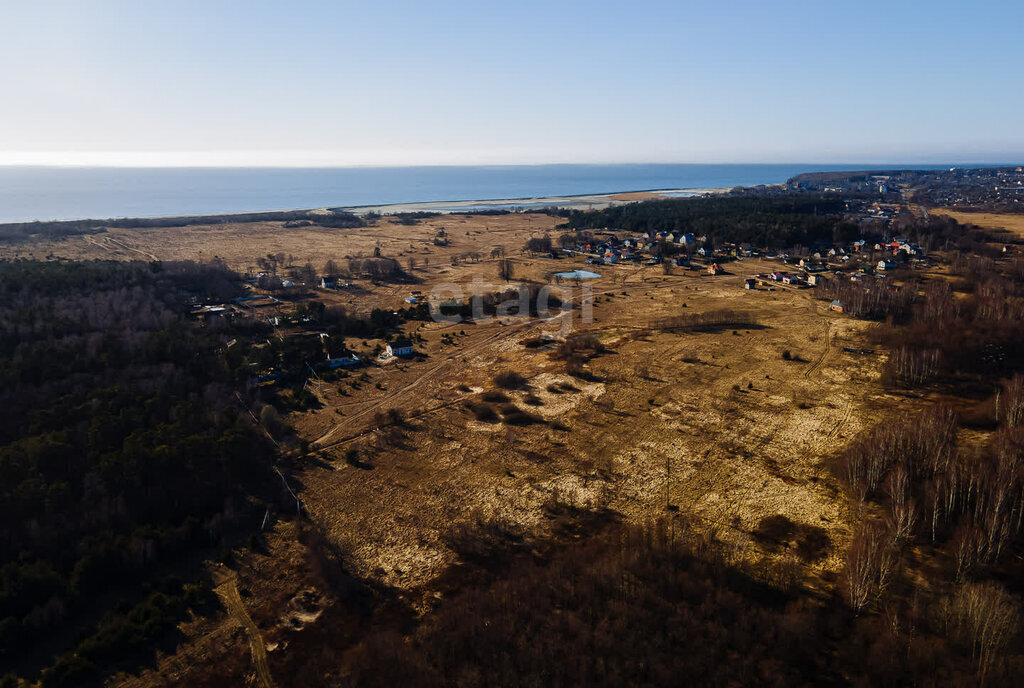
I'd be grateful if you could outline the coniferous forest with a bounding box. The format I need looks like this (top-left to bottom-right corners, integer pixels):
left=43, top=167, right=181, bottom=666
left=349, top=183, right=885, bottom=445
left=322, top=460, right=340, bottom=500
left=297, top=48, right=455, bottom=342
left=0, top=260, right=276, bottom=686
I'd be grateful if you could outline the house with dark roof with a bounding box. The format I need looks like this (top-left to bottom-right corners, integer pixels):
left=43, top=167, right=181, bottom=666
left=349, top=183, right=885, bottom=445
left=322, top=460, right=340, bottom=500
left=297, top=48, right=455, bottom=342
left=386, top=338, right=415, bottom=357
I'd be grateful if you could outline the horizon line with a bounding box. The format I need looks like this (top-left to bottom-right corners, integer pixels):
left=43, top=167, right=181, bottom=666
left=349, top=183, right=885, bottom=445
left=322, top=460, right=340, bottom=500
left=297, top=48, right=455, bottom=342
left=0, top=160, right=1019, bottom=171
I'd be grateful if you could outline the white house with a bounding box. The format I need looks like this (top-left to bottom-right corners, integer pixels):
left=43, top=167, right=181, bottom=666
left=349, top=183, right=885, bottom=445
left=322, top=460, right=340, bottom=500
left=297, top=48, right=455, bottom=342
left=386, top=339, right=414, bottom=357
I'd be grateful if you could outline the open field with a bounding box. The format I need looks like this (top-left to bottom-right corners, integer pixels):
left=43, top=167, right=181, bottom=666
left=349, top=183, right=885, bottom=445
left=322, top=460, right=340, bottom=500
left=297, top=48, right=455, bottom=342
left=2, top=212, right=559, bottom=275
left=30, top=213, right=900, bottom=590
left=929, top=207, right=1024, bottom=239
left=5, top=212, right=926, bottom=686
left=292, top=260, right=887, bottom=593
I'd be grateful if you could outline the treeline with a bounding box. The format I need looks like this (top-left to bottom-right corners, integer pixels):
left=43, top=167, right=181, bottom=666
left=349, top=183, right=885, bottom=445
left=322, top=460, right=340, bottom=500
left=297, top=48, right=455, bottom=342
left=344, top=521, right=824, bottom=688
left=830, top=403, right=1024, bottom=683
left=877, top=272, right=1024, bottom=387
left=345, top=257, right=406, bottom=280
left=0, top=210, right=365, bottom=243
left=339, top=518, right=1022, bottom=687
left=816, top=278, right=915, bottom=321
left=813, top=220, right=1024, bottom=388
left=649, top=309, right=760, bottom=332
left=0, top=260, right=276, bottom=686
left=564, top=195, right=859, bottom=248
left=384, top=211, right=443, bottom=225
left=821, top=225, right=1024, bottom=683
left=890, top=214, right=1001, bottom=254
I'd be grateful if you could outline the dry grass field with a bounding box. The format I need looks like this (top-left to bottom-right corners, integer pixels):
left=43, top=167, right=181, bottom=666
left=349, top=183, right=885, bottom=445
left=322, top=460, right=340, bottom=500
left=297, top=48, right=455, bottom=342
left=290, top=258, right=893, bottom=593
left=8, top=213, right=920, bottom=686
left=929, top=208, right=1024, bottom=239
left=3, top=213, right=558, bottom=275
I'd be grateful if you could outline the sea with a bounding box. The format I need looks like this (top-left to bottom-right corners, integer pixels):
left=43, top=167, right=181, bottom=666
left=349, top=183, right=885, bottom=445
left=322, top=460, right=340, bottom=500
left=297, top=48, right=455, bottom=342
left=0, top=163, right=969, bottom=224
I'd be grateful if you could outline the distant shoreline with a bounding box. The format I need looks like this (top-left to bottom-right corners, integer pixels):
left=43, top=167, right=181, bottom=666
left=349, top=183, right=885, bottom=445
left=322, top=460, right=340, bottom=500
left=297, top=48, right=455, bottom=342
left=2, top=162, right=875, bottom=225
left=334, top=186, right=734, bottom=216
left=0, top=186, right=734, bottom=230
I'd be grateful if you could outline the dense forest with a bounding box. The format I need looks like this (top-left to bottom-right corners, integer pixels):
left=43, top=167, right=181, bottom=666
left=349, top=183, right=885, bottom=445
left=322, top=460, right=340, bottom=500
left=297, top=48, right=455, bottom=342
left=563, top=195, right=861, bottom=248
left=0, top=260, right=276, bottom=686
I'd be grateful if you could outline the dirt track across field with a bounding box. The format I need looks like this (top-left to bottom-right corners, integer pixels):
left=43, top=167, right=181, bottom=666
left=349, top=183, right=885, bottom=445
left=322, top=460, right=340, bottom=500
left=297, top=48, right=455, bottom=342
left=213, top=566, right=276, bottom=688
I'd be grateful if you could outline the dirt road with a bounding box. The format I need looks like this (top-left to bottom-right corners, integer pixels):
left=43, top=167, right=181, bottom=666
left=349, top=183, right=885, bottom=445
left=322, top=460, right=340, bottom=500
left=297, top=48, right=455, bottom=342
left=212, top=566, right=276, bottom=688
left=803, top=321, right=831, bottom=378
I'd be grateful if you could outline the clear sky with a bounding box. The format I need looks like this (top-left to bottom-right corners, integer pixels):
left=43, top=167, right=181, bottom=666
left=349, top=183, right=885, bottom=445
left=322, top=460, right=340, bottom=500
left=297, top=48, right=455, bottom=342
left=1, top=0, right=1021, bottom=166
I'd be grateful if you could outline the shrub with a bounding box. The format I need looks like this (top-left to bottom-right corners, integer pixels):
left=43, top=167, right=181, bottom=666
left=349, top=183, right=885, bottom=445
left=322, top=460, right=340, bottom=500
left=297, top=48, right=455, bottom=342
left=753, top=514, right=797, bottom=545
left=552, top=334, right=606, bottom=360
left=503, top=411, right=543, bottom=426
left=782, top=350, right=792, bottom=361
left=481, top=390, right=510, bottom=403
left=499, top=404, right=543, bottom=425
left=795, top=527, right=831, bottom=561
left=565, top=355, right=586, bottom=378
left=493, top=371, right=527, bottom=389
left=467, top=402, right=498, bottom=422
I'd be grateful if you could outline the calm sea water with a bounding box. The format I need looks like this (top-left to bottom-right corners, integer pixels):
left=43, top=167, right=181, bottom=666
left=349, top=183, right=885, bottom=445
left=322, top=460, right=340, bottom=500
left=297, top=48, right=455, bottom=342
left=0, top=163, right=962, bottom=224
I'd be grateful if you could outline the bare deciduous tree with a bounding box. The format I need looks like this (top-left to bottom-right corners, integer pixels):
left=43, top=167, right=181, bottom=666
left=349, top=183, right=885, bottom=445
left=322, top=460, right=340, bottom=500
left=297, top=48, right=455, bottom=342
left=498, top=258, right=514, bottom=282
left=939, top=581, right=1021, bottom=684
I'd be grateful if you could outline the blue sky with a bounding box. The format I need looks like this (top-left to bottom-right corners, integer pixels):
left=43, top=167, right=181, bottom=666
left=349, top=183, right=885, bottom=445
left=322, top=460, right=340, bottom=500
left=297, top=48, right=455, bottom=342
left=1, top=0, right=1021, bottom=166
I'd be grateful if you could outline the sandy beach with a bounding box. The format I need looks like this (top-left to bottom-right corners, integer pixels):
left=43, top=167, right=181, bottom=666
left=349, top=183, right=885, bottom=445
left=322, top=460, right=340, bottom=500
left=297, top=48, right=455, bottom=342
left=335, top=186, right=732, bottom=216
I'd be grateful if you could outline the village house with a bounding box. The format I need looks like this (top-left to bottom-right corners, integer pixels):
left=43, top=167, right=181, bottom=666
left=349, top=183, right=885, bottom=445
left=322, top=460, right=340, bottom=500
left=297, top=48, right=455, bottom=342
left=324, top=353, right=361, bottom=369
left=830, top=300, right=845, bottom=313
left=386, top=338, right=415, bottom=357
left=707, top=263, right=724, bottom=275
left=743, top=278, right=757, bottom=290
left=878, top=259, right=897, bottom=271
